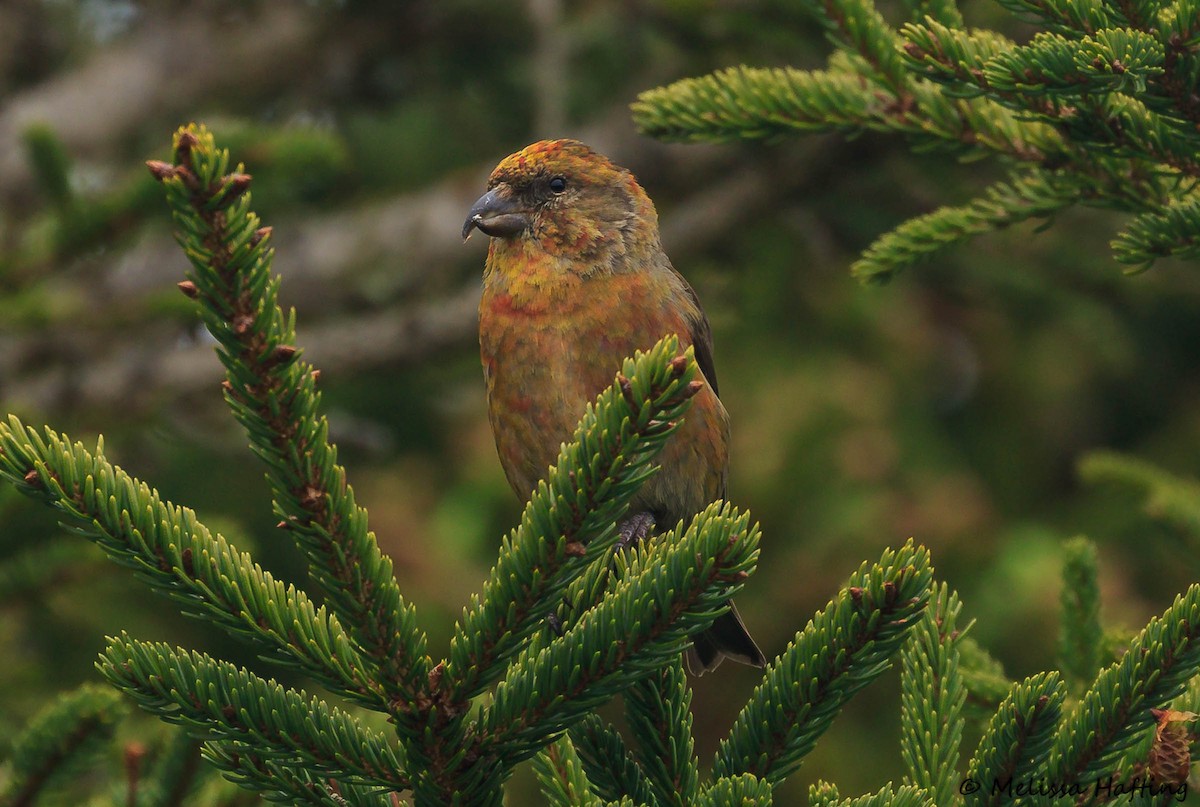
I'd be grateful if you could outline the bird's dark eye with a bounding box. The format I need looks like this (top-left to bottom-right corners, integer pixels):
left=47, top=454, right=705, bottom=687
left=548, top=176, right=567, bottom=194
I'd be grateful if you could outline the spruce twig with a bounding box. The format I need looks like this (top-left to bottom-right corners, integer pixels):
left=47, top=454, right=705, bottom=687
left=624, top=656, right=700, bottom=807
left=1049, top=583, right=1200, bottom=782
left=899, top=584, right=965, bottom=806
left=0, top=684, right=125, bottom=807
left=0, top=416, right=386, bottom=709
left=569, top=715, right=656, bottom=804
left=1058, top=537, right=1103, bottom=696
left=714, top=541, right=933, bottom=784
left=97, top=633, right=408, bottom=790
left=147, top=126, right=428, bottom=716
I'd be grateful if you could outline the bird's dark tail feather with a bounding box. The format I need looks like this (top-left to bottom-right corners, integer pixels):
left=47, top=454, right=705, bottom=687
left=686, top=601, right=766, bottom=675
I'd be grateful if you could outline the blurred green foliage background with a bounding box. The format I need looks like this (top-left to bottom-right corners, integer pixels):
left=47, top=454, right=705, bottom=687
left=1, top=0, right=1198, bottom=802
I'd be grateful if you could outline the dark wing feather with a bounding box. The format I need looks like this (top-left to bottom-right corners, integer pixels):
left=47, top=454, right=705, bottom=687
left=681, top=277, right=719, bottom=398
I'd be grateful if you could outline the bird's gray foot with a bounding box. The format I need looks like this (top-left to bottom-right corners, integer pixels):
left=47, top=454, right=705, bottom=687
left=616, top=512, right=656, bottom=549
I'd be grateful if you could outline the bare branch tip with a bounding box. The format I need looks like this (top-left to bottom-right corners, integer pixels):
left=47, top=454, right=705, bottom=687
left=146, top=160, right=176, bottom=181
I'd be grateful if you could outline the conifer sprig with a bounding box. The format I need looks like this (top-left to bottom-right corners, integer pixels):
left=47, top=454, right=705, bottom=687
left=624, top=657, right=700, bottom=807
left=484, top=502, right=760, bottom=762
left=697, top=774, right=774, bottom=806
left=899, top=584, right=965, bottom=806
left=809, top=782, right=934, bottom=807
left=851, top=169, right=1083, bottom=283
left=714, top=540, right=933, bottom=784
left=962, top=672, right=1064, bottom=807
left=202, top=742, right=394, bottom=807
left=635, top=0, right=1200, bottom=276
left=1079, top=451, right=1200, bottom=537
left=0, top=684, right=125, bottom=807
left=1058, top=537, right=1103, bottom=695
left=569, top=715, right=656, bottom=804
left=0, top=416, right=386, bottom=709
left=97, top=634, right=407, bottom=790
left=1048, top=582, right=1200, bottom=781
left=533, top=736, right=604, bottom=807
left=447, top=338, right=704, bottom=702
left=146, top=125, right=427, bottom=706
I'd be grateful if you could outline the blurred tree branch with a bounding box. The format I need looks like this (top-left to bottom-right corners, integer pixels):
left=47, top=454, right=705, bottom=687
left=0, top=4, right=318, bottom=207
left=1, top=115, right=842, bottom=417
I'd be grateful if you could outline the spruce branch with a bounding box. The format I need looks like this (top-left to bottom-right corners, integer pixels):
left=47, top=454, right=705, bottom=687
left=141, top=732, right=206, bottom=807
left=962, top=672, right=1064, bottom=807
left=636, top=0, right=1200, bottom=276
left=532, top=736, right=604, bottom=807
left=851, top=170, right=1083, bottom=284
left=899, top=583, right=965, bottom=806
left=624, top=656, right=700, bottom=807
left=633, top=66, right=890, bottom=143
left=800, top=0, right=911, bottom=93
left=983, top=29, right=1164, bottom=96
left=808, top=782, right=934, bottom=807
left=713, top=540, right=933, bottom=784
left=147, top=124, right=427, bottom=707
left=899, top=18, right=1017, bottom=92
left=569, top=715, right=656, bottom=805
left=1048, top=582, right=1200, bottom=782
left=992, top=0, right=1116, bottom=35
left=97, top=634, right=408, bottom=790
left=697, top=774, right=773, bottom=806
left=1111, top=192, right=1200, bottom=267
left=483, top=502, right=760, bottom=763
left=1079, top=451, right=1200, bottom=538
left=202, top=742, right=394, bottom=807
left=1058, top=537, right=1103, bottom=696
left=900, top=0, right=963, bottom=32
left=958, top=636, right=1014, bottom=717
left=0, top=539, right=95, bottom=605
left=809, top=780, right=843, bottom=806
left=446, top=336, right=705, bottom=703
left=0, top=684, right=125, bottom=807
left=0, top=416, right=387, bottom=709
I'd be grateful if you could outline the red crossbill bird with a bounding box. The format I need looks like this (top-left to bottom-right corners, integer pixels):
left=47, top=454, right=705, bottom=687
left=463, top=139, right=765, bottom=675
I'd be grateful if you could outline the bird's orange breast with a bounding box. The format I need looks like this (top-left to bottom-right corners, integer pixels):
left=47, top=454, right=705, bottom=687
left=479, top=260, right=728, bottom=520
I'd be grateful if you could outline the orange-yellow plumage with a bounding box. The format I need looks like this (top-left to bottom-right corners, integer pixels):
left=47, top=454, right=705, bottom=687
left=466, top=139, right=764, bottom=674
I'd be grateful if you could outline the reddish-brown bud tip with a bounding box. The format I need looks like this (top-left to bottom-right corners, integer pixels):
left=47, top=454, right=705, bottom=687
left=146, top=160, right=176, bottom=181
left=669, top=355, right=689, bottom=375
left=224, top=173, right=252, bottom=200
left=123, top=741, right=147, bottom=777
left=220, top=379, right=234, bottom=392
left=310, top=369, right=322, bottom=383
left=848, top=586, right=864, bottom=604
left=23, top=469, right=40, bottom=486
left=174, top=164, right=196, bottom=184
left=177, top=280, right=199, bottom=299
left=174, top=131, right=199, bottom=163
left=617, top=373, right=637, bottom=408
left=250, top=225, right=273, bottom=247
left=272, top=345, right=298, bottom=362
left=564, top=541, right=586, bottom=558
left=685, top=380, right=705, bottom=398
left=732, top=570, right=750, bottom=582
left=276, top=520, right=289, bottom=529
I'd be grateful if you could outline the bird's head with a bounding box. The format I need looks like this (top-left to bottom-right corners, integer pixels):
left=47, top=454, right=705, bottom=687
left=463, top=139, right=658, bottom=268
